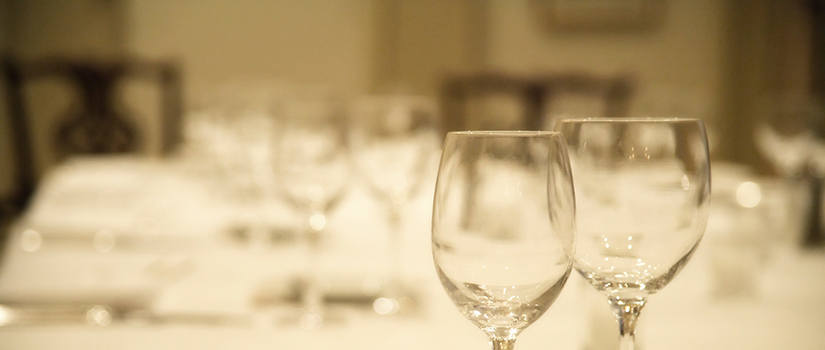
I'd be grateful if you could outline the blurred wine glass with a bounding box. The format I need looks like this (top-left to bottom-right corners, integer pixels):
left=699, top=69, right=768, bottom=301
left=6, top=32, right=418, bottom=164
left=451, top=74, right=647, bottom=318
left=272, top=93, right=350, bottom=328
left=183, top=85, right=281, bottom=249
left=754, top=123, right=817, bottom=177
left=754, top=94, right=825, bottom=177
left=554, top=118, right=711, bottom=350
left=349, top=95, right=438, bottom=314
left=754, top=94, right=825, bottom=247
left=432, top=131, right=575, bottom=350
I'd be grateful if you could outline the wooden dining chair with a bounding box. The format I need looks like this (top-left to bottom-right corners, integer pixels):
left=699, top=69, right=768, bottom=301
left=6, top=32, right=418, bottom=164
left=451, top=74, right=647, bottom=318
left=1, top=56, right=183, bottom=224
left=438, top=71, right=634, bottom=135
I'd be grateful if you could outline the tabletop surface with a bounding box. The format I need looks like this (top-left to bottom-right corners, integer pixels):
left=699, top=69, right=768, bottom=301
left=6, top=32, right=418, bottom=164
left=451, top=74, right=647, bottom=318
left=1, top=157, right=823, bottom=350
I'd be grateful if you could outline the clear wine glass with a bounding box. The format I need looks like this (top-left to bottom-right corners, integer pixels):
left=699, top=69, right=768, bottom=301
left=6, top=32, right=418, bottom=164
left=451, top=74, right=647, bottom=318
left=185, top=86, right=281, bottom=249
left=432, top=131, right=575, bottom=350
left=349, top=95, right=438, bottom=314
left=273, top=94, right=350, bottom=328
left=553, top=118, right=711, bottom=350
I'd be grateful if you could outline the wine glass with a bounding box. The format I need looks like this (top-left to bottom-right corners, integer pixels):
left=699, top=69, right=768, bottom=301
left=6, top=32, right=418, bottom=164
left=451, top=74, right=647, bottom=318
left=553, top=118, right=711, bottom=350
left=184, top=86, right=281, bottom=249
left=432, top=131, right=575, bottom=350
left=349, top=95, right=438, bottom=313
left=272, top=94, right=350, bottom=328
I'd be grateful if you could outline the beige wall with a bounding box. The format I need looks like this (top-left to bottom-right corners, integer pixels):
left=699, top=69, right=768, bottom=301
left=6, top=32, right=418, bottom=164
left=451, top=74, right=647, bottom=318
left=485, top=0, right=725, bottom=121
left=124, top=0, right=375, bottom=101
left=5, top=0, right=124, bottom=59
left=374, top=0, right=485, bottom=94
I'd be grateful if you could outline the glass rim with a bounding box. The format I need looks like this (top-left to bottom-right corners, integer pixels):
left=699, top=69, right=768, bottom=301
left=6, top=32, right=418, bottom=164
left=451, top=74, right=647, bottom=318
left=446, top=130, right=562, bottom=137
left=554, top=117, right=703, bottom=124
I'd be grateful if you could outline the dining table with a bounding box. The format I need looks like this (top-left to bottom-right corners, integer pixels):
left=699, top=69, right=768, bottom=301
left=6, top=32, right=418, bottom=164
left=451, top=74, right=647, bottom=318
left=0, top=156, right=823, bottom=349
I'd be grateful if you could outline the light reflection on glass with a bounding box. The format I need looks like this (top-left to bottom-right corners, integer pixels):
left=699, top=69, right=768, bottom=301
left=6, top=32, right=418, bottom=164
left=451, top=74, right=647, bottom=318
left=308, top=213, right=327, bottom=232
left=372, top=297, right=400, bottom=316
left=735, top=181, right=762, bottom=209
left=85, top=305, right=113, bottom=327
left=20, top=229, right=42, bottom=253
left=0, top=306, right=11, bottom=326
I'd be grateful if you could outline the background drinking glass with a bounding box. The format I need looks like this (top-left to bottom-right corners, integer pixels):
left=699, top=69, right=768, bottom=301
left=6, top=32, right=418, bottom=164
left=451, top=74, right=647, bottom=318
left=554, top=118, right=711, bottom=350
left=432, top=131, right=575, bottom=350
left=349, top=95, right=439, bottom=313
left=183, top=86, right=281, bottom=249
left=272, top=94, right=350, bottom=328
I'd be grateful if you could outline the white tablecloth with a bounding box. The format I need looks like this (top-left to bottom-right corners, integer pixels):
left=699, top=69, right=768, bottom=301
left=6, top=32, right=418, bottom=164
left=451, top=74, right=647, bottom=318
left=1, top=157, right=823, bottom=349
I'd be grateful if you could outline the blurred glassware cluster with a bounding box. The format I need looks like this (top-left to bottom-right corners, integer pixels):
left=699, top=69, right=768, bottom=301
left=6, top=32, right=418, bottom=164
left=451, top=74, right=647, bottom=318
left=0, top=79, right=823, bottom=349
left=0, top=82, right=442, bottom=328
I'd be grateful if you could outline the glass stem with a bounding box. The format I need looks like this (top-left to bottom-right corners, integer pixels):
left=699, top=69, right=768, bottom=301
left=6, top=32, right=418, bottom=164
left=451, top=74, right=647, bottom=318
left=303, top=210, right=326, bottom=321
left=491, top=338, right=516, bottom=350
left=619, top=330, right=635, bottom=350
left=302, top=267, right=321, bottom=315
left=387, top=203, right=403, bottom=290
left=608, top=296, right=646, bottom=350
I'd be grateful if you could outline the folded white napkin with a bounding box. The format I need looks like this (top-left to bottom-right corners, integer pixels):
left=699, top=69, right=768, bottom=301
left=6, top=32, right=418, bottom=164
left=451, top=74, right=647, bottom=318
left=0, top=245, right=161, bottom=310
left=21, top=156, right=228, bottom=240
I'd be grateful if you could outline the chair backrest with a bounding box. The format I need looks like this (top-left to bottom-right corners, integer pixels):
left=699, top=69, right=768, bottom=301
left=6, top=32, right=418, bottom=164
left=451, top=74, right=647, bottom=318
left=438, top=71, right=634, bottom=135
left=1, top=56, right=183, bottom=215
